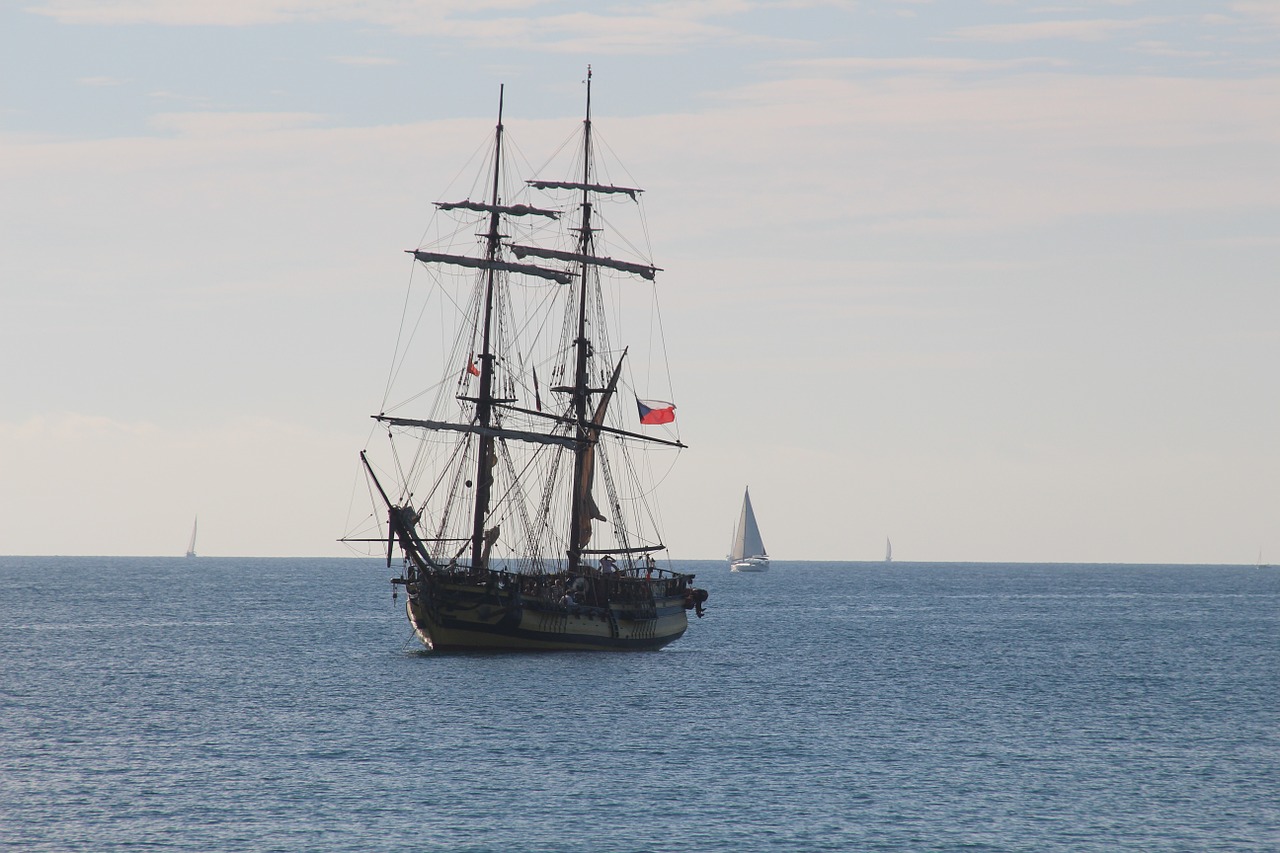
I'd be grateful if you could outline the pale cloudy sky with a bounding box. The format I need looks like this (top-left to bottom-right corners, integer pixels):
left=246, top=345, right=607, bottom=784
left=2, top=1, right=1277, bottom=562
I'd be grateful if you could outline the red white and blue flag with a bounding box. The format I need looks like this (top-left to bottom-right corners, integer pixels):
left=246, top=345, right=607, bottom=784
left=636, top=398, right=676, bottom=425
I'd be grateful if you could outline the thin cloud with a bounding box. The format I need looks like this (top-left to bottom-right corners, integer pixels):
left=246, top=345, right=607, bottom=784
left=28, top=0, right=788, bottom=53
left=1131, top=40, right=1217, bottom=59
left=1232, top=1, right=1280, bottom=28
left=146, top=90, right=213, bottom=108
left=518, top=12, right=744, bottom=53
left=31, top=0, right=310, bottom=25
left=945, top=17, right=1170, bottom=43
left=772, top=56, right=1070, bottom=73
left=331, top=55, right=399, bottom=66
left=1198, top=233, right=1280, bottom=248
left=77, top=75, right=130, bottom=86
left=148, top=111, right=328, bottom=136
left=366, top=8, right=770, bottom=52
left=29, top=0, right=510, bottom=26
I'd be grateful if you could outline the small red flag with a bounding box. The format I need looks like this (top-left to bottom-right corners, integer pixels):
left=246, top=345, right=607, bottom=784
left=636, top=399, right=676, bottom=425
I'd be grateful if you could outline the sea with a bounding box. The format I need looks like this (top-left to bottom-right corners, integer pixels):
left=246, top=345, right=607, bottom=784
left=2, top=557, right=1276, bottom=852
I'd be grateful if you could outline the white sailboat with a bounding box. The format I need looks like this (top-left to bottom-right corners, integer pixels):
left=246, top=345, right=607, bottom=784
left=729, top=487, right=769, bottom=572
left=885, top=537, right=892, bottom=563
left=185, top=517, right=198, bottom=558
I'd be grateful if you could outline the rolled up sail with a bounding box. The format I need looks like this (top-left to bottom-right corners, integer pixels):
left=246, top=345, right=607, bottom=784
left=509, top=244, right=659, bottom=280
left=527, top=179, right=642, bottom=199
left=435, top=200, right=559, bottom=219
left=374, top=414, right=577, bottom=449
left=407, top=250, right=573, bottom=285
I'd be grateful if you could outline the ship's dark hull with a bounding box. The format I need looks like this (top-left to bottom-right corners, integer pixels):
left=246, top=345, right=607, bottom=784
left=404, top=575, right=692, bottom=651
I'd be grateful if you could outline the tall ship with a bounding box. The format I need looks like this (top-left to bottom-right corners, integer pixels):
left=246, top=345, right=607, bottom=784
left=728, top=487, right=769, bottom=572
left=346, top=71, right=707, bottom=651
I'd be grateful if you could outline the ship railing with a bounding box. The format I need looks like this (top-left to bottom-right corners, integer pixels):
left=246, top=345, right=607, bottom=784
left=424, top=561, right=692, bottom=604
left=425, top=560, right=691, bottom=581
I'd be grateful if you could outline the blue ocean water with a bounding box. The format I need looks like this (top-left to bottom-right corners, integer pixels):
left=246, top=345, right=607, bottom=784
left=2, top=557, right=1277, bottom=852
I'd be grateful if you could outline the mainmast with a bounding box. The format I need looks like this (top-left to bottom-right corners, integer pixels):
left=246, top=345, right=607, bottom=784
left=470, top=86, right=505, bottom=570
left=567, top=67, right=597, bottom=571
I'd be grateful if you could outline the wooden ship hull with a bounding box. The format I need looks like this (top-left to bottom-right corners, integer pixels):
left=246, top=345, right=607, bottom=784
left=401, top=571, right=698, bottom=651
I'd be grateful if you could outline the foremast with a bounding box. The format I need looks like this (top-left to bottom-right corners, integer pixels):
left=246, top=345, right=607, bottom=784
left=373, top=85, right=566, bottom=573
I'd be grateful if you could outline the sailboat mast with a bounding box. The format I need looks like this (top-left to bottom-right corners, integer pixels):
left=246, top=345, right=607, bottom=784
left=470, top=85, right=505, bottom=570
left=567, top=67, right=596, bottom=571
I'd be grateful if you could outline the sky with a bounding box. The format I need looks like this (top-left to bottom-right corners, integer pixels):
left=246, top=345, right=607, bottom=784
left=2, top=0, right=1278, bottom=562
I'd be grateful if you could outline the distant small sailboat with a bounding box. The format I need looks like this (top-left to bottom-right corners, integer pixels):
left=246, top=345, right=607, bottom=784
left=729, top=487, right=769, bottom=572
left=185, top=517, right=198, bottom=558
left=885, top=537, right=892, bottom=563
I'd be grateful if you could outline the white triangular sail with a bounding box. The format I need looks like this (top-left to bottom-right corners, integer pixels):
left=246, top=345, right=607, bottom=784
left=730, top=488, right=767, bottom=561
left=885, top=537, right=892, bottom=562
left=185, top=517, right=198, bottom=558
